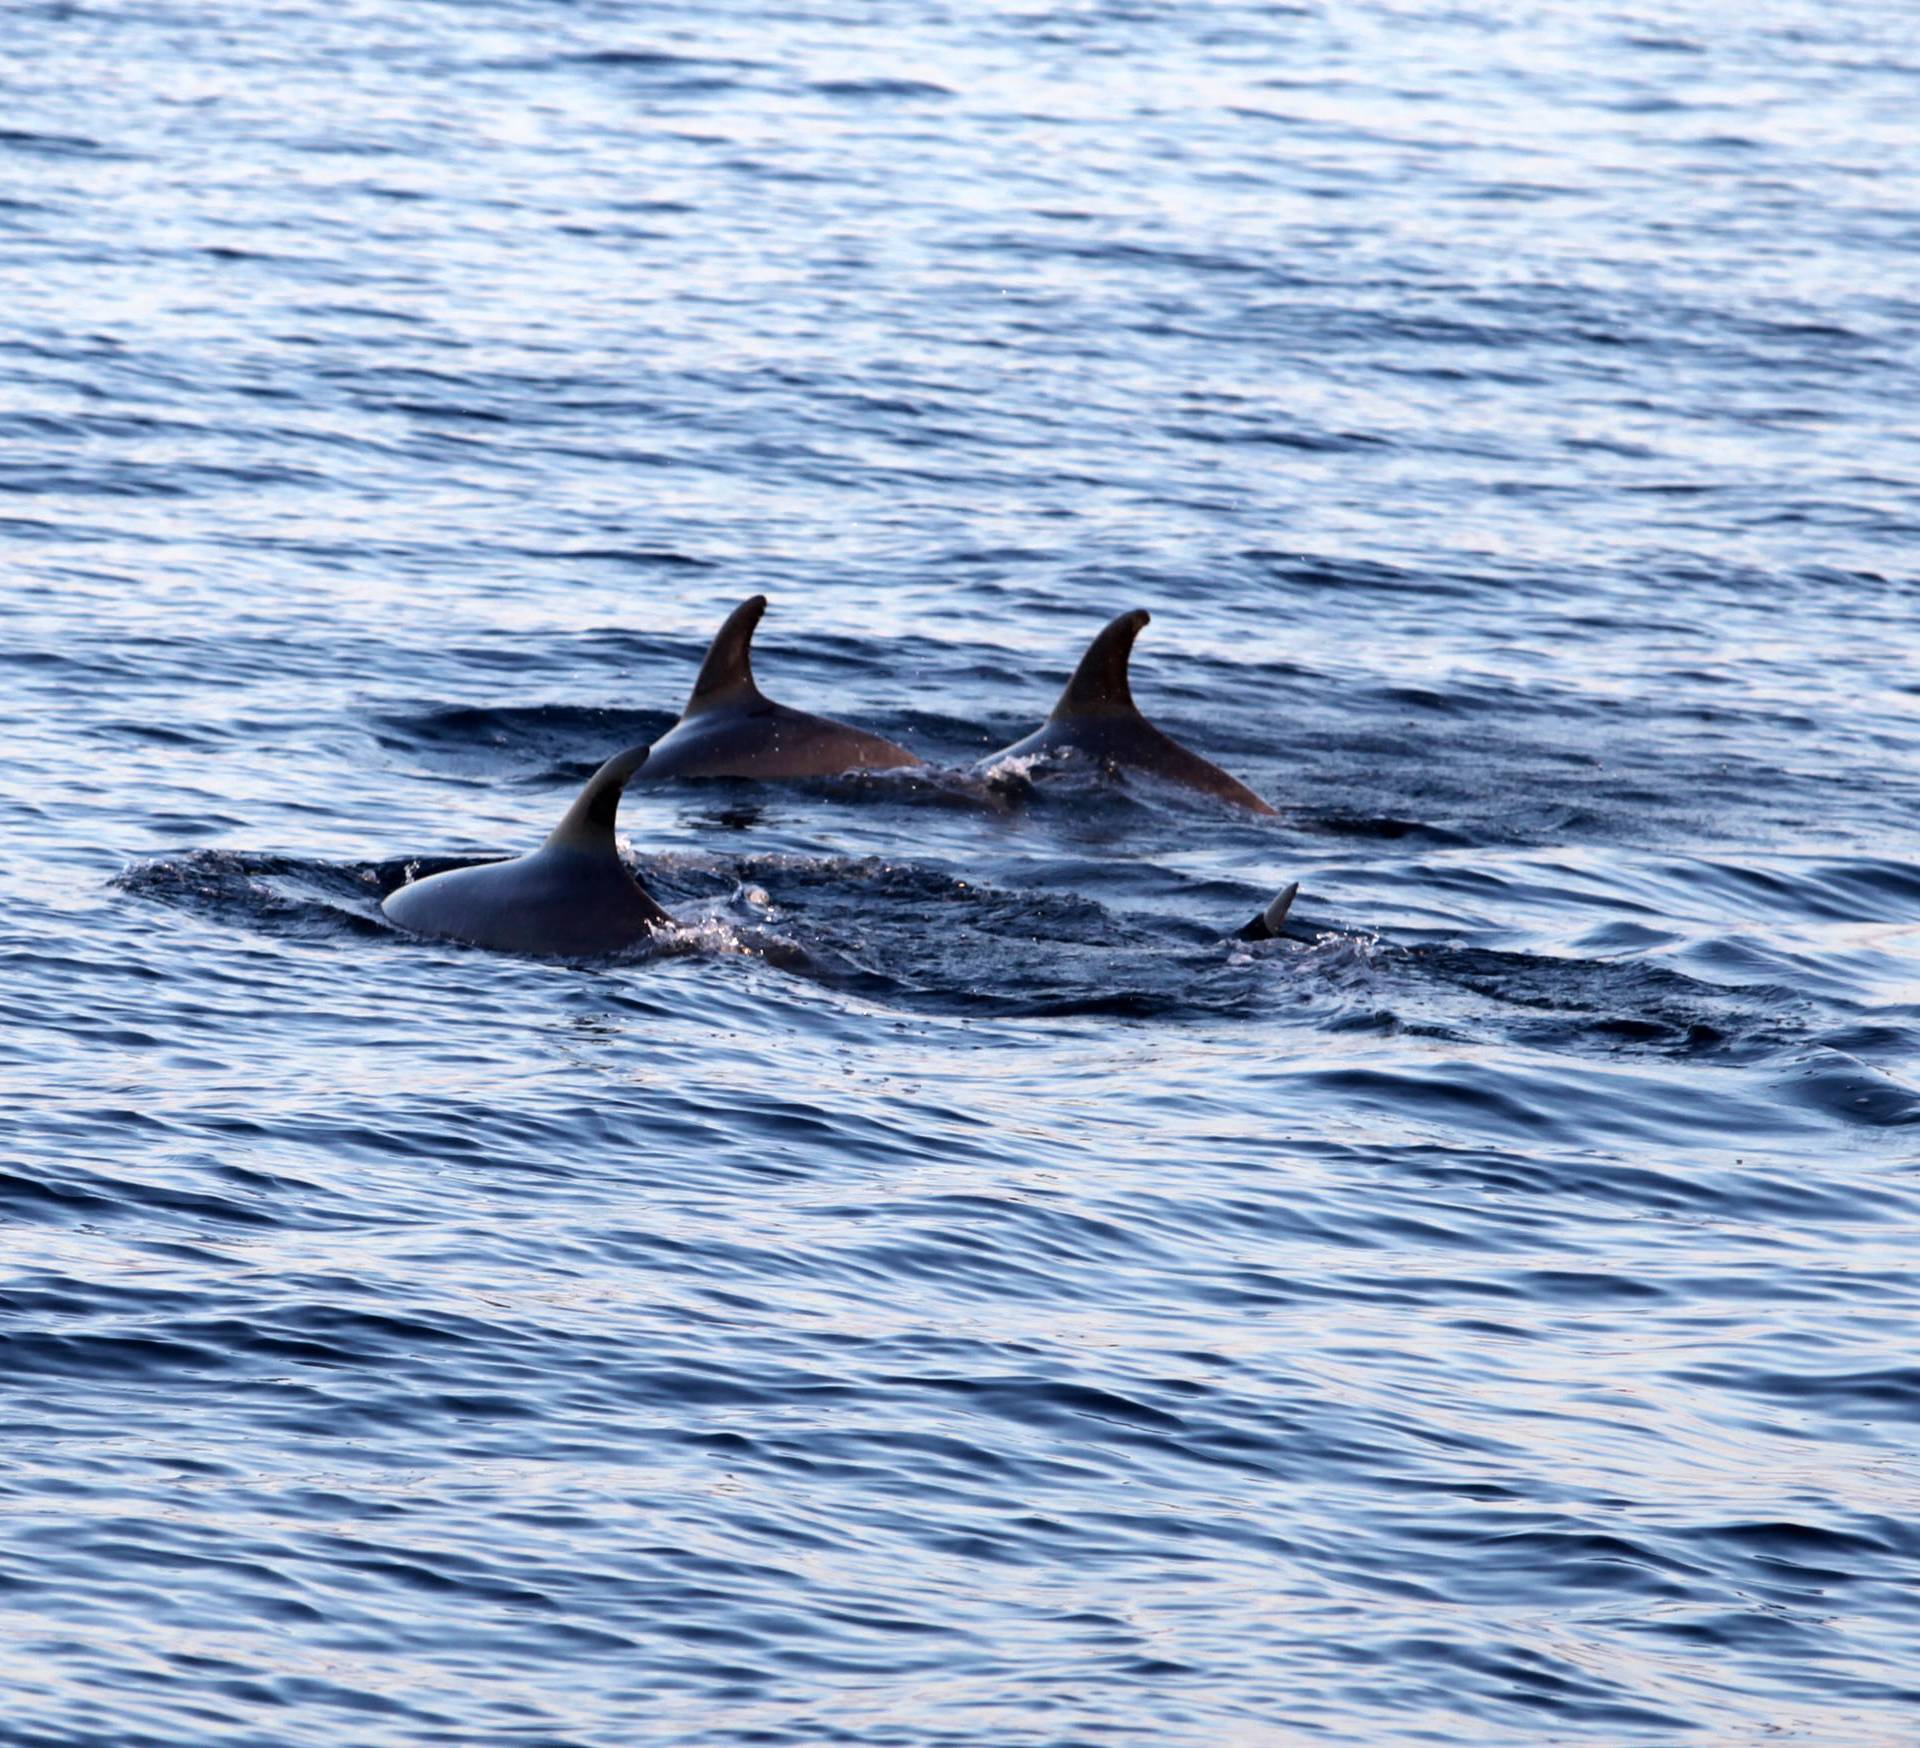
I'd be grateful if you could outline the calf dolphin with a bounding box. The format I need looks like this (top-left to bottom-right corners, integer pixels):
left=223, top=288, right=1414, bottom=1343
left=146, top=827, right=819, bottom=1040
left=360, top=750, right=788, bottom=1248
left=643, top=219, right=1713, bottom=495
left=383, top=743, right=671, bottom=956
left=639, top=596, right=925, bottom=781
left=984, top=609, right=1277, bottom=814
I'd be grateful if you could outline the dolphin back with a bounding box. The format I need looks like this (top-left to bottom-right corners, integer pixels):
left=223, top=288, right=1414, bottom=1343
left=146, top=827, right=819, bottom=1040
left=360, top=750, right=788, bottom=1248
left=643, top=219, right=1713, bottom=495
left=643, top=597, right=925, bottom=779
left=384, top=740, right=671, bottom=954
left=384, top=845, right=667, bottom=956
left=990, top=608, right=1277, bottom=814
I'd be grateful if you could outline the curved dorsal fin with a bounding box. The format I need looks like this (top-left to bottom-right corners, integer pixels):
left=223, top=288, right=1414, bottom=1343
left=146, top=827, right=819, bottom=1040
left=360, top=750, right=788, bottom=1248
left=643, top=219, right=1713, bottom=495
left=1238, top=882, right=1298, bottom=941
left=684, top=595, right=769, bottom=717
left=545, top=743, right=652, bottom=852
left=1051, top=608, right=1149, bottom=720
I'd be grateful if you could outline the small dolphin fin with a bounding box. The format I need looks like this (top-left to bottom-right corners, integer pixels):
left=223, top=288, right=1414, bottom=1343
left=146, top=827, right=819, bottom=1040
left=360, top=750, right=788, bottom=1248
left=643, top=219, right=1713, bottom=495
left=1051, top=608, right=1149, bottom=720
left=1237, top=882, right=1298, bottom=941
left=546, top=743, right=652, bottom=851
left=684, top=596, right=769, bottom=716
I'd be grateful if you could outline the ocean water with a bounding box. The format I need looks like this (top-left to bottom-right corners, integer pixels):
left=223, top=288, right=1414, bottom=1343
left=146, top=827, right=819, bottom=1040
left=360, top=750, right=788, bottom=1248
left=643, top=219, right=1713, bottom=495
left=3, top=1, right=1918, bottom=1742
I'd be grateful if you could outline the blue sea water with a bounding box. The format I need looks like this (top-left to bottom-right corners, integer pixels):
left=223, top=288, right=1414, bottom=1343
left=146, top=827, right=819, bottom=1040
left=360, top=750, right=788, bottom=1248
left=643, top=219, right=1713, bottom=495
left=3, top=1, right=1918, bottom=1741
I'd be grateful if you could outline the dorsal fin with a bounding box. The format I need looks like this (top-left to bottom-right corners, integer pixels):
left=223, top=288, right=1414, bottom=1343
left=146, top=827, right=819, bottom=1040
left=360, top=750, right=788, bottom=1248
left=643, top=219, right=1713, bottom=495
left=684, top=596, right=769, bottom=717
left=545, top=743, right=652, bottom=852
left=1237, top=882, right=1298, bottom=941
left=1051, top=609, right=1149, bottom=720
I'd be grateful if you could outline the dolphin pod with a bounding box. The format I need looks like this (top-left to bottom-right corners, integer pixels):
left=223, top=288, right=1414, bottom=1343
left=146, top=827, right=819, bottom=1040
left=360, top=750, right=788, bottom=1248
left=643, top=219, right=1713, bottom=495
left=381, top=750, right=1296, bottom=956
left=379, top=598, right=1294, bottom=956
left=638, top=597, right=1272, bottom=811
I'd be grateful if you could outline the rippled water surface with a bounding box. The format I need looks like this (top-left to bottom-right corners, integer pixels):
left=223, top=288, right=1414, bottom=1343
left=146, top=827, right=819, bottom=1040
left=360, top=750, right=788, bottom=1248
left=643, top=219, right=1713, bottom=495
left=4, top=2, right=1918, bottom=1742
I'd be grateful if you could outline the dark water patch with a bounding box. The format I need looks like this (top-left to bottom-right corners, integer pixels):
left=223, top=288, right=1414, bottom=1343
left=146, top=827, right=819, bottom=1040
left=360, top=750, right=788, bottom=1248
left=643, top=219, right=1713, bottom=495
left=0, top=1327, right=244, bottom=1383
left=561, top=47, right=759, bottom=75
left=521, top=544, right=719, bottom=570
left=1282, top=818, right=1474, bottom=852
left=809, top=77, right=953, bottom=100
left=1687, top=1517, right=1916, bottom=1573
left=367, top=702, right=668, bottom=770
left=1401, top=1518, right=1708, bottom=1597
left=1673, top=1364, right=1920, bottom=1429
left=0, top=465, right=193, bottom=499
left=1396, top=942, right=1805, bottom=1060
left=1168, top=421, right=1390, bottom=454
left=719, top=853, right=1286, bottom=1019
left=115, top=851, right=400, bottom=940
left=2, top=458, right=329, bottom=497
left=1623, top=33, right=1706, bottom=53
left=0, top=1159, right=335, bottom=1232
left=1235, top=549, right=1480, bottom=600
left=1351, top=1632, right=1694, bottom=1732
left=0, top=127, right=119, bottom=158
left=1794, top=857, right=1920, bottom=918
left=3, top=409, right=217, bottom=443
left=1296, top=1061, right=1557, bottom=1142
left=382, top=398, right=518, bottom=425
left=94, top=719, right=225, bottom=750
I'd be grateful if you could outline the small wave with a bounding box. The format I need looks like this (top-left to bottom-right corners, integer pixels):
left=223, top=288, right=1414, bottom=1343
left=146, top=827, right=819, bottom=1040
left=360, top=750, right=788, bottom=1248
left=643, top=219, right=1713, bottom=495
left=568, top=48, right=714, bottom=68
left=1774, top=1048, right=1920, bottom=1129
left=808, top=77, right=952, bottom=100
left=519, top=544, right=718, bottom=569
left=1299, top=814, right=1473, bottom=847
left=367, top=703, right=668, bottom=771
left=1675, top=1364, right=1920, bottom=1428
left=1399, top=941, right=1801, bottom=1060
left=0, top=126, right=121, bottom=158
left=115, top=850, right=400, bottom=938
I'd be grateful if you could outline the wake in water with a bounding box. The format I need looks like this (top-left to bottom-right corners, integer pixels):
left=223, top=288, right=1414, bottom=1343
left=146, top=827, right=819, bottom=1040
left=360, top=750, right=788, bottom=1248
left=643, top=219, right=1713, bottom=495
left=116, top=841, right=1894, bottom=1077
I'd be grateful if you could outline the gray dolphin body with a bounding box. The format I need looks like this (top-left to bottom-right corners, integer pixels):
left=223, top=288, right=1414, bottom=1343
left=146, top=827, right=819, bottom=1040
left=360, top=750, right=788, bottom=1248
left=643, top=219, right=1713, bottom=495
left=383, top=744, right=671, bottom=956
left=984, top=610, right=1277, bottom=814
left=638, top=596, right=925, bottom=781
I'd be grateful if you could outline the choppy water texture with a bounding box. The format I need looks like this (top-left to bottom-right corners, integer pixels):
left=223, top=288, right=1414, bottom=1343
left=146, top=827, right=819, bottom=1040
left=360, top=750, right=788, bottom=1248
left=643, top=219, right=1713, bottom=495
left=4, top=1, right=1919, bottom=1742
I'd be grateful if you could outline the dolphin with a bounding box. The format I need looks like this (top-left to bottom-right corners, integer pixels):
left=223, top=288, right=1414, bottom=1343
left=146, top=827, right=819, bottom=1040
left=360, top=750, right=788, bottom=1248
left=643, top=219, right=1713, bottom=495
left=983, top=609, right=1277, bottom=814
left=638, top=596, right=925, bottom=781
left=383, top=743, right=671, bottom=956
